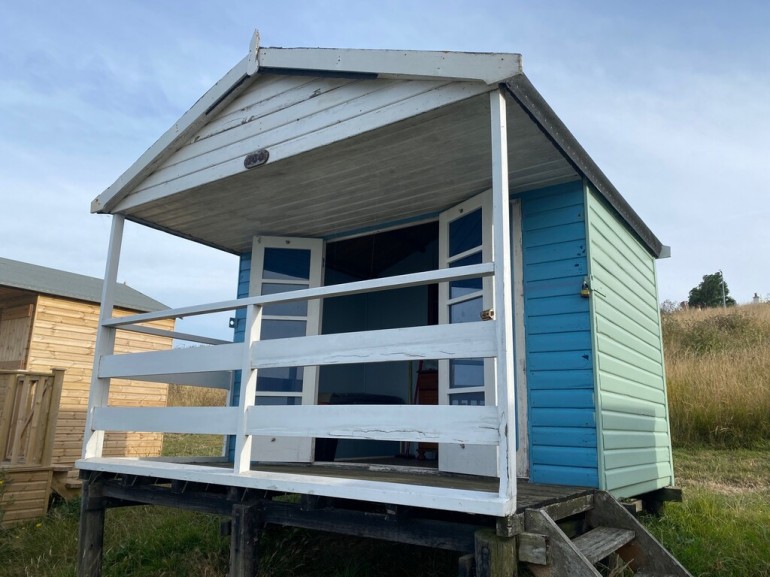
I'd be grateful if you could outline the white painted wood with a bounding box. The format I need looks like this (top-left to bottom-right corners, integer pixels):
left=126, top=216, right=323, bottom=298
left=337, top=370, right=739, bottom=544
left=511, top=199, right=529, bottom=477
left=93, top=407, right=237, bottom=434
left=102, top=263, right=494, bottom=328
left=113, top=81, right=493, bottom=213
left=490, top=89, right=517, bottom=504
left=76, top=457, right=513, bottom=516
left=120, top=371, right=233, bottom=389
left=244, top=405, right=499, bottom=445
left=98, top=343, right=242, bottom=378
left=234, top=304, right=262, bottom=473
left=118, top=323, right=231, bottom=345
left=248, top=236, right=324, bottom=464
left=257, top=47, right=522, bottom=85
left=251, top=322, right=497, bottom=368
left=92, top=56, right=254, bottom=213
left=195, top=76, right=352, bottom=145
left=145, top=76, right=399, bottom=178
left=82, top=214, right=124, bottom=459
left=438, top=192, right=498, bottom=477
left=246, top=30, right=260, bottom=76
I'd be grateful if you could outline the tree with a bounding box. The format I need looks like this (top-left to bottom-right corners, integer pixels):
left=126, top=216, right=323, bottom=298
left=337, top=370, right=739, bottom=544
left=688, top=271, right=736, bottom=308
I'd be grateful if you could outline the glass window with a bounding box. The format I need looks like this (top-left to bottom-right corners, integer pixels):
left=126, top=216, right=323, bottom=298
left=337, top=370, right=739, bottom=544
left=256, top=367, right=304, bottom=392
left=262, top=283, right=309, bottom=316
left=449, top=252, right=483, bottom=299
left=449, top=392, right=485, bottom=406
left=449, top=208, right=482, bottom=257
left=450, top=359, right=484, bottom=388
left=254, top=396, right=301, bottom=406
left=263, top=248, right=311, bottom=281
left=261, top=319, right=307, bottom=340
left=450, top=296, right=482, bottom=324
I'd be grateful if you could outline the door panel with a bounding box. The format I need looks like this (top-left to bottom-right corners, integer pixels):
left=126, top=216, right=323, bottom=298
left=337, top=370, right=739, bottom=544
left=438, top=192, right=497, bottom=476
left=249, top=236, right=323, bottom=462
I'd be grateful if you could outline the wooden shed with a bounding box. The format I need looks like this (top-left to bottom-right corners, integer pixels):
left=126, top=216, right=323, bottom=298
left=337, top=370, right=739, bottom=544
left=0, top=257, right=173, bottom=512
left=76, top=36, right=690, bottom=576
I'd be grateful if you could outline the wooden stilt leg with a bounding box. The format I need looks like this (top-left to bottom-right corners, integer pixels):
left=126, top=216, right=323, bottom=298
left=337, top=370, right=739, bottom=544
left=77, top=479, right=105, bottom=577
left=230, top=503, right=260, bottom=577
left=475, top=528, right=517, bottom=577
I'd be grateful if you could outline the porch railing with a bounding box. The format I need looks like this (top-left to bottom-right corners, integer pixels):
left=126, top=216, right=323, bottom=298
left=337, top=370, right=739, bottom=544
left=0, top=369, right=65, bottom=467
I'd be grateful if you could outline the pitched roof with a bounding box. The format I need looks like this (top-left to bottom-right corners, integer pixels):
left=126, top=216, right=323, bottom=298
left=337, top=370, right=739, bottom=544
left=91, top=31, right=666, bottom=258
left=0, top=257, right=166, bottom=312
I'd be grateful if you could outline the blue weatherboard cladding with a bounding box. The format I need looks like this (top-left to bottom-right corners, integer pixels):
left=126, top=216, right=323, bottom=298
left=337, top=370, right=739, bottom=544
left=519, top=181, right=599, bottom=488
left=227, top=252, right=251, bottom=460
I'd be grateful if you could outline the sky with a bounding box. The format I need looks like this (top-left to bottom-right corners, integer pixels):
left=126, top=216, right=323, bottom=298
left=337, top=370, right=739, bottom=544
left=1, top=0, right=768, bottom=340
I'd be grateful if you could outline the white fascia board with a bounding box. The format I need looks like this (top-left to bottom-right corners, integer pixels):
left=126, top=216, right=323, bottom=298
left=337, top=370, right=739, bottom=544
left=258, top=47, right=522, bottom=85
left=91, top=54, right=254, bottom=214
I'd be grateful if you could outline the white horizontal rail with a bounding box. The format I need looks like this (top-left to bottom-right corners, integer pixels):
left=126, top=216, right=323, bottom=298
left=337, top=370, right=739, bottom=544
left=76, top=457, right=511, bottom=516
left=251, top=321, right=497, bottom=368
left=117, top=371, right=233, bottom=389
left=98, top=343, right=242, bottom=378
left=245, top=405, right=498, bottom=445
left=118, top=324, right=231, bottom=346
left=92, top=407, right=237, bottom=434
left=103, top=262, right=494, bottom=328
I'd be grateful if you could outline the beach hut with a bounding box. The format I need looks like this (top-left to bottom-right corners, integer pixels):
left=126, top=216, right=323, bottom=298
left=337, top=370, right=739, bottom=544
left=76, top=34, right=689, bottom=576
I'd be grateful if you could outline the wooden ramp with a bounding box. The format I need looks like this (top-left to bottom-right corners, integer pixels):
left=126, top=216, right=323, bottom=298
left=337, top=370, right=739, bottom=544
left=520, top=491, right=692, bottom=577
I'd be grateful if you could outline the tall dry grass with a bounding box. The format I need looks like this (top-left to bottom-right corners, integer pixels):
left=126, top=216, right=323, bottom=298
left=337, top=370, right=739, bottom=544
left=662, top=303, right=770, bottom=447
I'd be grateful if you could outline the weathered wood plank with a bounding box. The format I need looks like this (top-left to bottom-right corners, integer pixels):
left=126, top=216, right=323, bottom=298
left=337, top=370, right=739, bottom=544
left=230, top=503, right=260, bottom=577
left=524, top=509, right=601, bottom=577
left=103, top=263, right=494, bottom=327
left=76, top=457, right=509, bottom=516
left=77, top=480, right=105, bottom=577
left=474, top=528, right=517, bottom=577
left=98, top=343, right=242, bottom=378
left=572, top=526, right=634, bottom=565
left=250, top=321, right=496, bottom=368
left=92, top=407, right=237, bottom=435
left=244, top=404, right=499, bottom=445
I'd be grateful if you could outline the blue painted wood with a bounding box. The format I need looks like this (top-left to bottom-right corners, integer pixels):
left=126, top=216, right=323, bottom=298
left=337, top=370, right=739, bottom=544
left=530, top=464, right=599, bottom=487
left=531, top=446, right=598, bottom=467
left=530, top=408, right=596, bottom=428
left=529, top=389, right=594, bottom=408
left=525, top=294, right=590, bottom=317
left=530, top=427, right=597, bottom=448
left=521, top=181, right=598, bottom=486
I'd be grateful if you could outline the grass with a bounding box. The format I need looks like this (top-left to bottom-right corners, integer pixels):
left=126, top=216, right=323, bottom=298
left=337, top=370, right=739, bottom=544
left=3, top=305, right=770, bottom=575
left=642, top=448, right=770, bottom=576
left=663, top=304, right=770, bottom=447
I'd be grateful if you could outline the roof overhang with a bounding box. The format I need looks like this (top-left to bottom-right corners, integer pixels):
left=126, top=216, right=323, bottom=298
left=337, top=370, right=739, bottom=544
left=92, top=32, right=522, bottom=215
left=92, top=32, right=666, bottom=259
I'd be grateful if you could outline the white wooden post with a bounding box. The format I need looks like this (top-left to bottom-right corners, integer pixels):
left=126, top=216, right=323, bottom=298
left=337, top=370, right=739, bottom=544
left=82, top=214, right=125, bottom=459
left=233, top=303, right=262, bottom=473
left=490, top=89, right=517, bottom=507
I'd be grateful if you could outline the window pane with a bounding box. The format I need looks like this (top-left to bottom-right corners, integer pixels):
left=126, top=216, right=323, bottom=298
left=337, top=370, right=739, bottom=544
left=263, top=248, right=311, bottom=281
left=449, top=208, right=482, bottom=257
left=261, top=319, right=307, bottom=340
left=254, top=396, right=301, bottom=406
left=449, top=392, right=485, bottom=406
left=257, top=367, right=304, bottom=392
left=450, top=359, right=484, bottom=388
left=450, top=297, right=482, bottom=324
left=262, top=283, right=309, bottom=316
left=449, top=252, right=483, bottom=299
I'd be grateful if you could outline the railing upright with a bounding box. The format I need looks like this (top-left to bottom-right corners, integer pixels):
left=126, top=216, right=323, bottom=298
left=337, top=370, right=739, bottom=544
left=234, top=303, right=263, bottom=473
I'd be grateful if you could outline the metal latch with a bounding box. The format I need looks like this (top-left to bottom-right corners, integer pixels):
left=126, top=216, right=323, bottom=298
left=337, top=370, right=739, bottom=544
left=480, top=308, right=495, bottom=321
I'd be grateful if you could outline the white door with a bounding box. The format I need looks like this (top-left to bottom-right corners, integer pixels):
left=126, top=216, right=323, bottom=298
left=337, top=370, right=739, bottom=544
left=438, top=192, right=498, bottom=477
left=249, top=236, right=324, bottom=462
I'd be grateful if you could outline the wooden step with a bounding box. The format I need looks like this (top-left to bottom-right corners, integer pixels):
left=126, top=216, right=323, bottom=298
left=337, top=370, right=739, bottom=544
left=572, top=526, right=635, bottom=564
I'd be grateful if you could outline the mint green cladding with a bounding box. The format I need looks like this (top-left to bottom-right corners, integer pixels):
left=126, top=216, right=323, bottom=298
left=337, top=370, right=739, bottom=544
left=584, top=183, right=674, bottom=497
